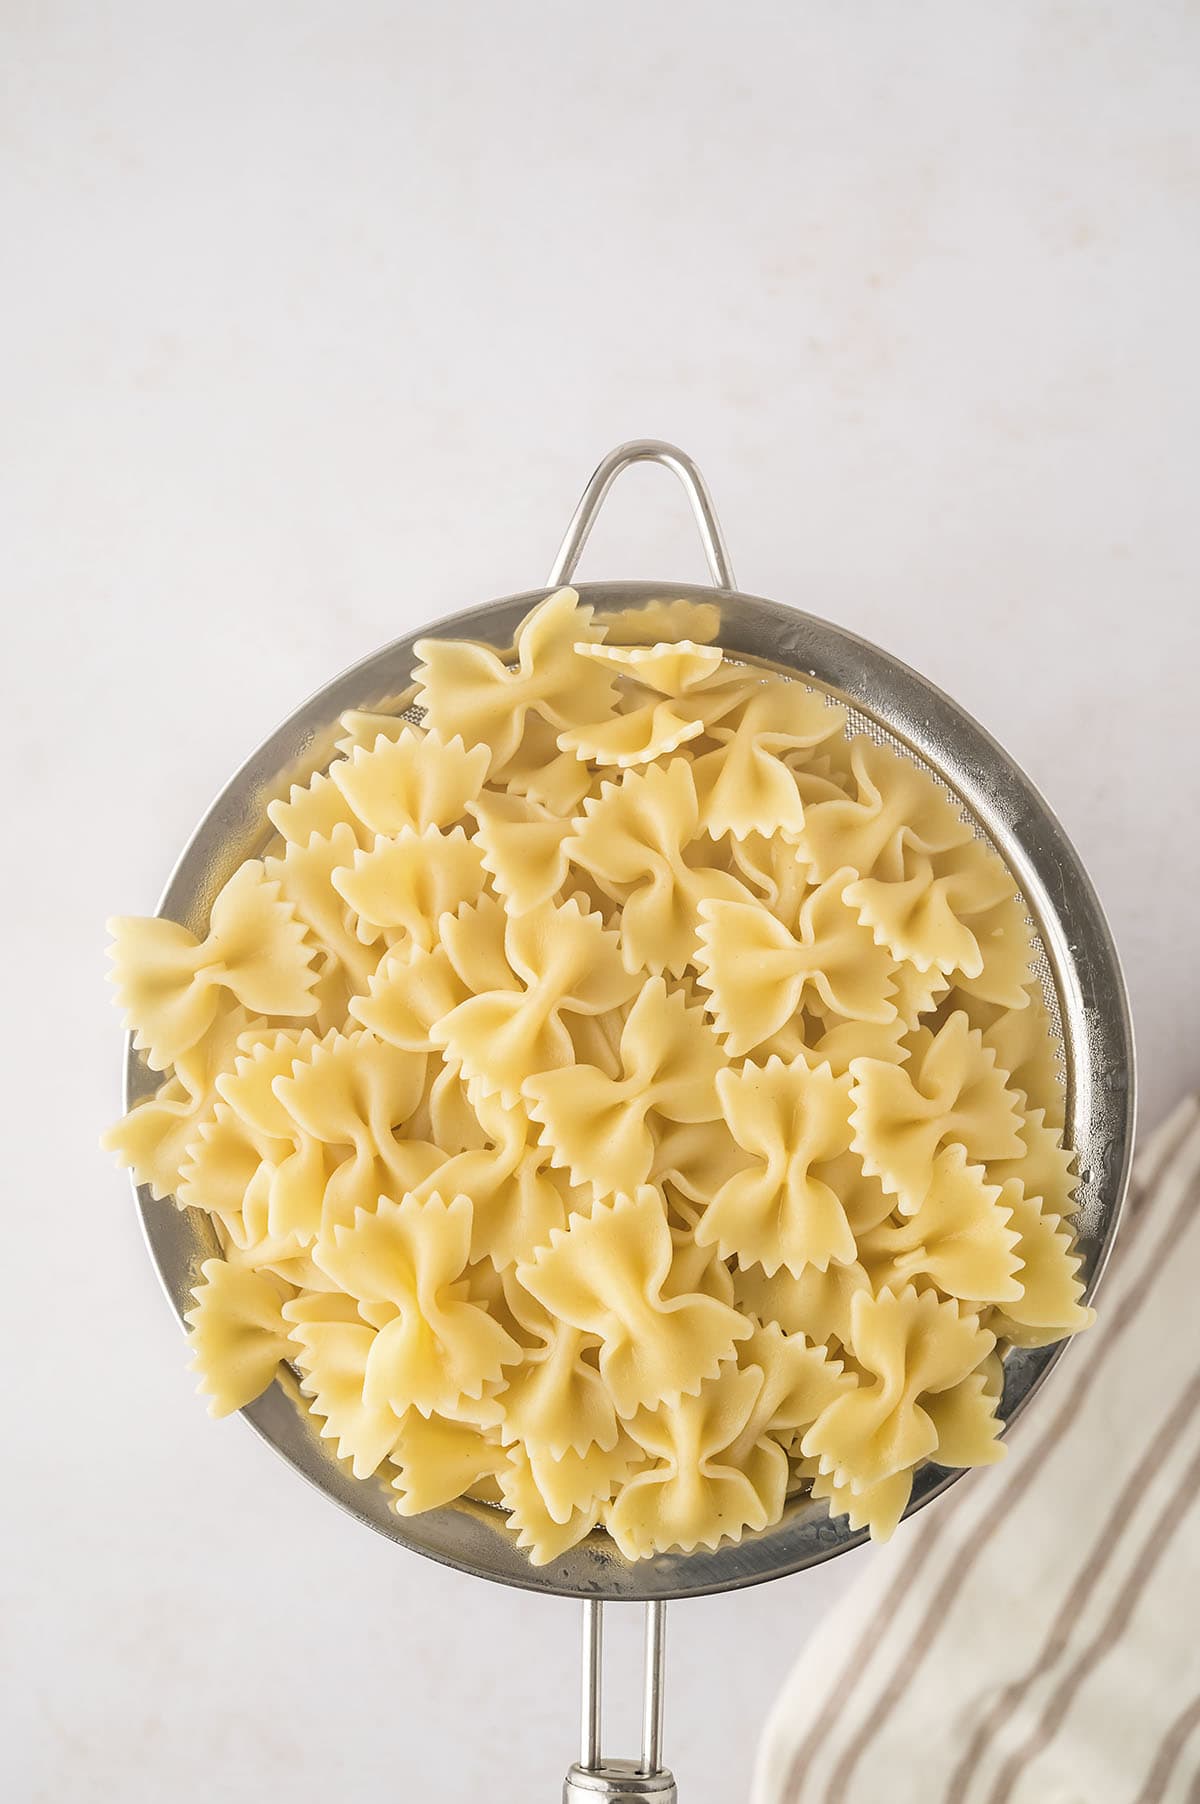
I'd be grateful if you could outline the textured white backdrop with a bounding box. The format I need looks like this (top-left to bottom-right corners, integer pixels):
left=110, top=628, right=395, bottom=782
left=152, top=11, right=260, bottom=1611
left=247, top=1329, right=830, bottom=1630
left=3, top=3, right=1198, bottom=1800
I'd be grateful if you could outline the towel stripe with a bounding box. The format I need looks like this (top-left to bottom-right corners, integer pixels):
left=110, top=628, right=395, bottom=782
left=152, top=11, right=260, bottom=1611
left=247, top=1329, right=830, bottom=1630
left=984, top=1430, right=1200, bottom=1804
left=966, top=1377, right=1199, bottom=1804
left=1130, top=1696, right=1200, bottom=1804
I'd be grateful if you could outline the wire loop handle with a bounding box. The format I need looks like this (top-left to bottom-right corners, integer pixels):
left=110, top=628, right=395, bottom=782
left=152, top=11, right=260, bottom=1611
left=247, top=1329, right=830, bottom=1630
left=547, top=439, right=736, bottom=590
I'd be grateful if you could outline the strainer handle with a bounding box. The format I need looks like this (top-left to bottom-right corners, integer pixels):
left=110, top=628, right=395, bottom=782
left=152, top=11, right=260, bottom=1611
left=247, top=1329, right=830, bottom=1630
left=548, top=439, right=736, bottom=591
left=563, top=1600, right=677, bottom=1803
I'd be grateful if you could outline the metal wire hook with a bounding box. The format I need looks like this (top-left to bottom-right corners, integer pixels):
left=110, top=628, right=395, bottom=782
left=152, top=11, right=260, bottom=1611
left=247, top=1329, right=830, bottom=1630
left=547, top=439, right=736, bottom=591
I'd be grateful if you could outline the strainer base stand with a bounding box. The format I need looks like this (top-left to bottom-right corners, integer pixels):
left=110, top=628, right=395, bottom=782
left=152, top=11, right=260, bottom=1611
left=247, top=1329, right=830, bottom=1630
left=563, top=1761, right=678, bottom=1802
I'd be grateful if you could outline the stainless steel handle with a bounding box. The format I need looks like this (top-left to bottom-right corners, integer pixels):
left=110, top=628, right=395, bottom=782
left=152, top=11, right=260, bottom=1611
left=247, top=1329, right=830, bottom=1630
left=564, top=1601, right=677, bottom=1804
left=582, top=1597, right=604, bottom=1770
left=547, top=439, right=736, bottom=591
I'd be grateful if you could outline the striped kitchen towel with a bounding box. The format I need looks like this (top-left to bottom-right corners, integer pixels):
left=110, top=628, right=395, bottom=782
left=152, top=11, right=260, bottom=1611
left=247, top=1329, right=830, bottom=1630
left=754, top=1097, right=1200, bottom=1804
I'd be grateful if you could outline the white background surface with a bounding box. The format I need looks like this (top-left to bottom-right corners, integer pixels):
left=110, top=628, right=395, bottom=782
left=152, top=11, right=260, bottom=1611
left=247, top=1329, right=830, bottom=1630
left=4, top=4, right=1198, bottom=1800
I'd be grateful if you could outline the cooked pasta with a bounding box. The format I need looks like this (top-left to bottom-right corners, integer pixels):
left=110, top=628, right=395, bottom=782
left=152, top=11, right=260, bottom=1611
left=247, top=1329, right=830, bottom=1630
left=106, top=585, right=1090, bottom=1562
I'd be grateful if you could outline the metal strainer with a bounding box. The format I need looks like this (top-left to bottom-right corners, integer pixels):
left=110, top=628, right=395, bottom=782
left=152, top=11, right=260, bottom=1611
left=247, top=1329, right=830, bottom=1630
left=124, top=440, right=1135, bottom=1802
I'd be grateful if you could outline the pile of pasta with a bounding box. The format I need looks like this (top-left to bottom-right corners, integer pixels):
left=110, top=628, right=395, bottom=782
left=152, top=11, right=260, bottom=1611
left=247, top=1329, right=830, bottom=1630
left=105, top=587, right=1092, bottom=1564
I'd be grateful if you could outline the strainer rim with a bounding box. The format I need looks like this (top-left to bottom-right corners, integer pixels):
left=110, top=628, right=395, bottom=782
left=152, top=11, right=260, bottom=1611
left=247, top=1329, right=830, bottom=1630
left=124, top=577, right=1135, bottom=1601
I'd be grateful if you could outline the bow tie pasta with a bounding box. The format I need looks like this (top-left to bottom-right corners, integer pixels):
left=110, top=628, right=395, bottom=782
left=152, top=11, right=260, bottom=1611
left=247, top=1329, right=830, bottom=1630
left=107, top=586, right=1090, bottom=1564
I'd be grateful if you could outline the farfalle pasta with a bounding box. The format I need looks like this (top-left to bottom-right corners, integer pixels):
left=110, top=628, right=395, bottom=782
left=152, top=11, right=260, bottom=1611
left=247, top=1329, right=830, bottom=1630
left=566, top=758, right=748, bottom=976
left=691, top=683, right=846, bottom=842
left=330, top=727, right=489, bottom=836
left=695, top=875, right=898, bottom=1053
left=316, top=1191, right=521, bottom=1416
left=432, top=895, right=637, bottom=1105
left=557, top=639, right=721, bottom=767
left=516, top=1188, right=751, bottom=1419
left=109, top=861, right=320, bottom=1069
left=800, top=1285, right=995, bottom=1489
left=848, top=1011, right=1026, bottom=1213
left=107, top=584, right=1089, bottom=1561
left=332, top=824, right=486, bottom=947
left=695, top=1057, right=858, bottom=1276
left=414, top=587, right=618, bottom=772
left=525, top=978, right=725, bottom=1199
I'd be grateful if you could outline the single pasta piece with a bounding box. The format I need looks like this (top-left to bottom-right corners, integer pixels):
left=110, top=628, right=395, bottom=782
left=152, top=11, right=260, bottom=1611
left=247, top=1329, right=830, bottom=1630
left=793, top=737, right=973, bottom=883
left=516, top=1188, right=751, bottom=1419
left=695, top=1058, right=858, bottom=1277
left=800, top=1286, right=996, bottom=1489
left=524, top=978, right=725, bottom=1199
left=329, top=727, right=489, bottom=836
left=414, top=587, right=618, bottom=771
left=691, top=682, right=845, bottom=842
left=849, top=1011, right=1025, bottom=1213
left=606, top=1363, right=774, bottom=1559
left=185, top=1259, right=295, bottom=1418
left=331, top=825, right=487, bottom=947
left=467, top=790, right=573, bottom=914
left=856, top=1145, right=1024, bottom=1304
left=433, top=896, right=638, bottom=1106
left=695, top=874, right=898, bottom=1054
left=314, top=1192, right=522, bottom=1417
left=284, top=1290, right=409, bottom=1478
left=109, top=861, right=320, bottom=1069
left=565, top=758, right=749, bottom=976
